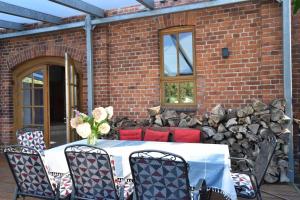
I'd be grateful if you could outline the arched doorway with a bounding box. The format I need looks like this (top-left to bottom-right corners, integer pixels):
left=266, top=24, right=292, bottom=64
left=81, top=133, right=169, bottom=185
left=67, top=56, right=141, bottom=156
left=13, top=56, right=82, bottom=148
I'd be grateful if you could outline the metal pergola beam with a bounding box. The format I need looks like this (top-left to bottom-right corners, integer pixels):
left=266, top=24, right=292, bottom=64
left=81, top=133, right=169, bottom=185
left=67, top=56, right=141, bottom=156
left=0, top=0, right=249, bottom=39
left=136, top=0, right=155, bottom=10
left=49, top=0, right=105, bottom=18
left=282, top=0, right=294, bottom=182
left=0, top=1, right=61, bottom=24
left=0, top=19, right=23, bottom=30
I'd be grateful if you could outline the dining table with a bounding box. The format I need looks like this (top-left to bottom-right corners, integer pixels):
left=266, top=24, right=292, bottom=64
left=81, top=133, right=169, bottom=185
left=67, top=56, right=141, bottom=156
left=44, top=139, right=237, bottom=200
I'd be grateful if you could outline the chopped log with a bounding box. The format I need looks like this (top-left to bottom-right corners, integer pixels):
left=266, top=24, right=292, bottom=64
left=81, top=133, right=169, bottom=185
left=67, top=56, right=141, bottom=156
left=226, top=109, right=237, bottom=121
left=228, top=137, right=236, bottom=145
left=220, top=140, right=229, bottom=145
left=260, top=121, right=269, bottom=128
left=178, top=119, right=188, bottom=127
left=278, top=115, right=292, bottom=129
left=229, top=125, right=247, bottom=134
left=259, top=128, right=273, bottom=139
left=278, top=129, right=290, bottom=143
left=187, top=117, right=200, bottom=127
left=270, top=108, right=284, bottom=122
left=269, top=122, right=282, bottom=134
left=260, top=114, right=271, bottom=124
left=226, top=118, right=238, bottom=128
left=147, top=106, right=161, bottom=116
left=250, top=115, right=260, bottom=123
left=252, top=144, right=260, bottom=157
left=210, top=104, right=226, bottom=124
left=283, top=144, right=289, bottom=155
left=224, top=131, right=233, bottom=138
left=237, top=105, right=254, bottom=118
left=245, top=132, right=259, bottom=142
left=264, top=172, right=279, bottom=183
left=213, top=132, right=224, bottom=141
left=231, top=143, right=242, bottom=153
left=162, top=110, right=178, bottom=120
left=278, top=159, right=290, bottom=182
left=254, top=110, right=270, bottom=116
left=201, top=126, right=216, bottom=138
left=270, top=99, right=286, bottom=111
left=252, top=99, right=268, bottom=111
left=238, top=116, right=251, bottom=125
left=241, top=140, right=250, bottom=149
left=217, top=123, right=227, bottom=133
left=248, top=124, right=260, bottom=134
left=179, top=112, right=188, bottom=119
left=168, top=119, right=179, bottom=127
left=235, top=132, right=243, bottom=140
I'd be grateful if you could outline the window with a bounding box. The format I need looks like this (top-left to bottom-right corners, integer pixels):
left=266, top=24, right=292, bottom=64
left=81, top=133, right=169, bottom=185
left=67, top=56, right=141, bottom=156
left=160, top=27, right=196, bottom=106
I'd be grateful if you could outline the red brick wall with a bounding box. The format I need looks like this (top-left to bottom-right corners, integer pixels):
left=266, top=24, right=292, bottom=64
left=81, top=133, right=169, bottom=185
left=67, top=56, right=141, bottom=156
left=0, top=0, right=293, bottom=145
left=293, top=12, right=300, bottom=120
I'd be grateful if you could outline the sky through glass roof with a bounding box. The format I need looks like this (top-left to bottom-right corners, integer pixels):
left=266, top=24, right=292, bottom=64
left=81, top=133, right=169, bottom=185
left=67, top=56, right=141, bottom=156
left=0, top=0, right=139, bottom=24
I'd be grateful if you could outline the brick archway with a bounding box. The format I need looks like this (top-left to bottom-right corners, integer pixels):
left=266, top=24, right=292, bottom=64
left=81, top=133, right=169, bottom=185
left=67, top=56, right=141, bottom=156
left=6, top=44, right=85, bottom=69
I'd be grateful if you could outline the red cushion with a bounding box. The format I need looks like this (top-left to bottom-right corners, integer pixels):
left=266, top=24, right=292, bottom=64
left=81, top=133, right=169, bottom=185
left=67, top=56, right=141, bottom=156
left=119, top=129, right=142, bottom=141
left=144, top=129, right=169, bottom=142
left=173, top=129, right=201, bottom=143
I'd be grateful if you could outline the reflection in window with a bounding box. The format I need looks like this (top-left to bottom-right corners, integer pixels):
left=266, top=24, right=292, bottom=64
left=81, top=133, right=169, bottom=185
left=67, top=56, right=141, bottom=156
left=33, top=71, right=44, bottom=87
left=179, top=32, right=193, bottom=75
left=163, top=34, right=177, bottom=76
left=180, top=82, right=195, bottom=103
left=160, top=27, right=196, bottom=105
left=164, top=82, right=179, bottom=104
left=23, top=108, right=32, bottom=125
left=21, top=70, right=44, bottom=126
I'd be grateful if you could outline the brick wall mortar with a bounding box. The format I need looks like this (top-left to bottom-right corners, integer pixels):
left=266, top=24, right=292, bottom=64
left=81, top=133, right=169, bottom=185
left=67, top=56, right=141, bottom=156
left=0, top=0, right=296, bottom=144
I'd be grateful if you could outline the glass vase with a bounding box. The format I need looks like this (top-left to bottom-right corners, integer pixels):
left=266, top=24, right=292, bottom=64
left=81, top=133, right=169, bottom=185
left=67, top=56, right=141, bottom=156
left=87, top=132, right=98, bottom=145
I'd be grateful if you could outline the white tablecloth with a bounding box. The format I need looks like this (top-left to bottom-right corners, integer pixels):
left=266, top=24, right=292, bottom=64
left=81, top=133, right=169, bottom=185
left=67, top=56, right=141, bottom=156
left=45, top=139, right=237, bottom=200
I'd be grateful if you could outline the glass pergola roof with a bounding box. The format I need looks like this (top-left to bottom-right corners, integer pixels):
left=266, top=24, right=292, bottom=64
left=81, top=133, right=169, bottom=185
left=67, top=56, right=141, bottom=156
left=0, top=0, right=142, bottom=26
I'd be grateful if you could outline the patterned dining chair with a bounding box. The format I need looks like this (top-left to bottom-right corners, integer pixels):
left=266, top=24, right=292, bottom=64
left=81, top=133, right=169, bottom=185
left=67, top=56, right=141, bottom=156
left=230, top=135, right=277, bottom=200
left=129, top=150, right=208, bottom=200
left=16, top=127, right=46, bottom=154
left=64, top=144, right=134, bottom=200
left=4, top=145, right=72, bottom=200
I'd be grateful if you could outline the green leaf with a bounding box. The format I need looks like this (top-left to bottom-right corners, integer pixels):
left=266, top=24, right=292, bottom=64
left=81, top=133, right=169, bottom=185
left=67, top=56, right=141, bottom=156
left=294, top=0, right=300, bottom=14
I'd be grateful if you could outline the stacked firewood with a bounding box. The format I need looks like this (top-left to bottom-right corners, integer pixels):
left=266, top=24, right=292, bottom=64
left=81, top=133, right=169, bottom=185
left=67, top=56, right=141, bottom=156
left=145, top=99, right=292, bottom=183
left=110, top=99, right=292, bottom=183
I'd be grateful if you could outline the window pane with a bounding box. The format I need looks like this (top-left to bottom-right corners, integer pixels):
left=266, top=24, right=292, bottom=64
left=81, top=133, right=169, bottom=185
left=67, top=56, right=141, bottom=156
left=164, top=82, right=179, bottom=104
left=180, top=82, right=195, bottom=103
left=22, top=76, right=32, bottom=89
left=163, top=34, right=177, bottom=77
left=179, top=32, right=193, bottom=75
left=23, top=89, right=32, bottom=106
left=33, top=71, right=44, bottom=87
left=34, top=107, right=44, bottom=124
left=34, top=89, right=43, bottom=106
left=23, top=108, right=32, bottom=125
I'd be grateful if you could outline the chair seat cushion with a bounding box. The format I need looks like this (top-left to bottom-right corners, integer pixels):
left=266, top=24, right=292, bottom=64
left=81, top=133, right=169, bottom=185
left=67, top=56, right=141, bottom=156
left=119, top=129, right=143, bottom=141
left=231, top=173, right=255, bottom=198
left=143, top=129, right=169, bottom=142
left=49, top=173, right=72, bottom=198
left=173, top=129, right=201, bottom=143
left=116, top=181, right=134, bottom=199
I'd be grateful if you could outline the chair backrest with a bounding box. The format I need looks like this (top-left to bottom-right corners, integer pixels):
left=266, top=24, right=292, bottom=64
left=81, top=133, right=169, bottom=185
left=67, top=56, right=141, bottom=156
left=65, top=144, right=119, bottom=200
left=16, top=127, right=46, bottom=152
left=4, top=145, right=56, bottom=198
left=254, top=135, right=277, bottom=186
left=129, top=150, right=191, bottom=200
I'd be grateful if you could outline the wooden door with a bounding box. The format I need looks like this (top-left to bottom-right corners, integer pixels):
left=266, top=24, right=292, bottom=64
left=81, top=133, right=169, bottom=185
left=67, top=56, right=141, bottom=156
left=65, top=53, right=79, bottom=142
left=14, top=65, right=50, bottom=147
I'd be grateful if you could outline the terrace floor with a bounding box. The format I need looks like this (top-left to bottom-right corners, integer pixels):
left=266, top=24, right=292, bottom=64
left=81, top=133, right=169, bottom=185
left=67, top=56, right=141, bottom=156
left=0, top=153, right=299, bottom=200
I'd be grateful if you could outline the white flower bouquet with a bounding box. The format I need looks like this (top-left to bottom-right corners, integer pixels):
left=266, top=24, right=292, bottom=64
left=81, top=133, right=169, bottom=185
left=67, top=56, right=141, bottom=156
left=70, top=106, right=113, bottom=145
